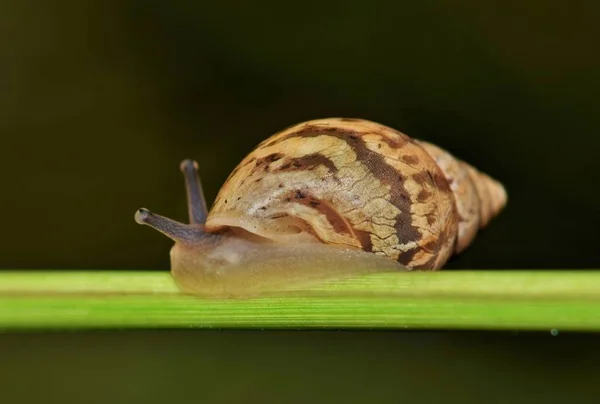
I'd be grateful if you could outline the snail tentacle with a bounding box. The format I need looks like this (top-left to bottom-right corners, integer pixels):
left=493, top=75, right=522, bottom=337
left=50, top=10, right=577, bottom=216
left=135, top=208, right=209, bottom=246
left=180, top=159, right=208, bottom=224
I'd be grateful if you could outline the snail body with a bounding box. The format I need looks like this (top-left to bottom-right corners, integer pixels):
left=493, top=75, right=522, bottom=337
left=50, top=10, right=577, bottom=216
left=136, top=118, right=506, bottom=298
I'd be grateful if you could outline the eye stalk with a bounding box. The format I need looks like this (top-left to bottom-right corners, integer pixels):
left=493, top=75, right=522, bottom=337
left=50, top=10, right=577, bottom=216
left=134, top=208, right=207, bottom=245
left=179, top=158, right=208, bottom=224
left=135, top=159, right=212, bottom=246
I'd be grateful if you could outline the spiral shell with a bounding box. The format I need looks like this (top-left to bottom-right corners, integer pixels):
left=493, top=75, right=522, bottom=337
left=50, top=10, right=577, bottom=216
left=206, top=118, right=506, bottom=270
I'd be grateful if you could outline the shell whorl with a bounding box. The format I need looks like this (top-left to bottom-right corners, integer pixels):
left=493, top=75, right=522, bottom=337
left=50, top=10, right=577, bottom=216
left=206, top=118, right=506, bottom=270
left=416, top=141, right=507, bottom=253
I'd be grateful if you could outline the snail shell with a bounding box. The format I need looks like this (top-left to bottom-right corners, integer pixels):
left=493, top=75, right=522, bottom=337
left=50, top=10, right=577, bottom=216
left=207, top=118, right=506, bottom=270
left=135, top=118, right=506, bottom=297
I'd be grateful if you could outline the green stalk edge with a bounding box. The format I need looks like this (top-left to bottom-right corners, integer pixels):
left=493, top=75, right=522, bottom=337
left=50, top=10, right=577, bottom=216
left=1, top=270, right=599, bottom=331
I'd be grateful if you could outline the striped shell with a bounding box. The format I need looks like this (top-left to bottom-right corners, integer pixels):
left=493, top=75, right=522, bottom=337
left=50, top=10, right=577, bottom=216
left=206, top=118, right=506, bottom=270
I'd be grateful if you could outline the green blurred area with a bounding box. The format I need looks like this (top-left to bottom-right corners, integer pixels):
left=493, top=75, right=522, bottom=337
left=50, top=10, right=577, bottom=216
left=1, top=1, right=600, bottom=403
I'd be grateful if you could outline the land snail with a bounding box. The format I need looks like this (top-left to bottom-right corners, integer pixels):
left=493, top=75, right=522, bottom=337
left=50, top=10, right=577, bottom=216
left=135, top=118, right=507, bottom=298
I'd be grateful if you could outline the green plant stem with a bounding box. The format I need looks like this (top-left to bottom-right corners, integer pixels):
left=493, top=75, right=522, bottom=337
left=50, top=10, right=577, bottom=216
left=1, top=270, right=600, bottom=330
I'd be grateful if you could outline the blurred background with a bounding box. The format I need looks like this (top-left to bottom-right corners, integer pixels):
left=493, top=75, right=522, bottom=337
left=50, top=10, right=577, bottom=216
left=1, top=0, right=600, bottom=403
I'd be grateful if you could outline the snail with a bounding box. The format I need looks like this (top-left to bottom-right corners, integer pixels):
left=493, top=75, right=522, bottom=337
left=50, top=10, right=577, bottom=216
left=135, top=118, right=507, bottom=298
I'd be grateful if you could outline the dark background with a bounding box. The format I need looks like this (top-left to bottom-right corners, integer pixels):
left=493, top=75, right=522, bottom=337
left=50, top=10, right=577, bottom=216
left=3, top=0, right=599, bottom=271
left=1, top=1, right=600, bottom=403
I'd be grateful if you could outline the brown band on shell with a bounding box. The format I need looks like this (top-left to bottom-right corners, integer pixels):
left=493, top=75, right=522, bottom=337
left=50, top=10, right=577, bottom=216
left=418, top=239, right=441, bottom=269
left=292, top=192, right=374, bottom=252
left=273, top=124, right=424, bottom=266
left=251, top=152, right=339, bottom=176
left=253, top=153, right=283, bottom=171
left=276, top=153, right=339, bottom=174
left=401, top=155, right=420, bottom=165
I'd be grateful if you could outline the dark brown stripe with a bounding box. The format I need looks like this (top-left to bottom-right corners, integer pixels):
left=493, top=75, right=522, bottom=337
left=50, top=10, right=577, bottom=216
left=410, top=239, right=439, bottom=270
left=252, top=152, right=338, bottom=176
left=376, top=131, right=409, bottom=149
left=253, top=153, right=283, bottom=171
left=275, top=125, right=422, bottom=265
left=277, top=153, right=338, bottom=174
left=292, top=193, right=346, bottom=234
left=417, top=189, right=432, bottom=202
left=402, top=155, right=420, bottom=165
left=293, top=192, right=373, bottom=252
left=353, top=228, right=374, bottom=252
left=413, top=169, right=451, bottom=192
left=425, top=211, right=437, bottom=225
left=395, top=248, right=419, bottom=268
